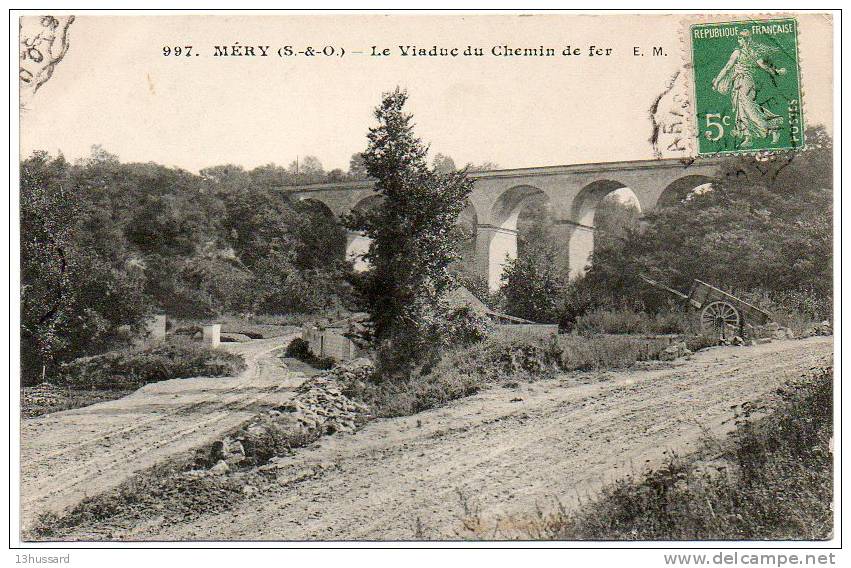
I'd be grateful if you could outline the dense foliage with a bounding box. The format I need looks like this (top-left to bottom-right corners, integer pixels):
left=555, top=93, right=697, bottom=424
left=346, top=88, right=474, bottom=376
left=498, top=126, right=832, bottom=329
left=20, top=149, right=356, bottom=383
left=581, top=126, right=832, bottom=315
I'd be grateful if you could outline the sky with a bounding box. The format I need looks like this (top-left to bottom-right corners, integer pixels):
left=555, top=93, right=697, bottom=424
left=20, top=14, right=833, bottom=173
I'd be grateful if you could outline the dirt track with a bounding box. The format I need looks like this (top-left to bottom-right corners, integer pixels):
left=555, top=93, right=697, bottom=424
left=31, top=335, right=830, bottom=541
left=20, top=336, right=832, bottom=540
left=19, top=336, right=300, bottom=532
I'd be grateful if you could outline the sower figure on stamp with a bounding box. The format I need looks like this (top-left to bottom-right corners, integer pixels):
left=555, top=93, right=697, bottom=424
left=712, top=30, right=787, bottom=148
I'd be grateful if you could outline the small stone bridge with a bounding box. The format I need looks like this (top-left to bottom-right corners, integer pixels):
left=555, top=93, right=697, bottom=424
left=285, top=157, right=723, bottom=290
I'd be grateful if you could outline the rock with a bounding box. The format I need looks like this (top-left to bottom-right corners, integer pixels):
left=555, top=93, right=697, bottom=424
left=246, top=425, right=267, bottom=438
left=183, top=469, right=210, bottom=480
left=242, top=485, right=256, bottom=496
left=660, top=345, right=680, bottom=361
left=223, top=439, right=245, bottom=465
left=273, top=413, right=304, bottom=432
left=210, top=460, right=230, bottom=475
left=661, top=341, right=688, bottom=361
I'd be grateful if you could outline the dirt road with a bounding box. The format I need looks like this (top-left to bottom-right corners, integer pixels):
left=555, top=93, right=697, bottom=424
left=87, top=336, right=831, bottom=541
left=19, top=335, right=300, bottom=531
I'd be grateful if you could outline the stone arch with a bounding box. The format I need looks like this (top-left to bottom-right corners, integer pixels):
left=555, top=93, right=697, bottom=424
left=568, top=180, right=642, bottom=278
left=480, top=185, right=550, bottom=290
left=351, top=194, right=384, bottom=215
left=657, top=175, right=715, bottom=208
left=294, top=195, right=337, bottom=217
left=297, top=197, right=336, bottom=219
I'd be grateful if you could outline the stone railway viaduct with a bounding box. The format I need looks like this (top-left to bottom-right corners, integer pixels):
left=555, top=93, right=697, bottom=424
left=285, top=157, right=723, bottom=290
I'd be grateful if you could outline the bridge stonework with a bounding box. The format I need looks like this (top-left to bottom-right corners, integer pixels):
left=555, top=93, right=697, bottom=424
left=288, top=158, right=722, bottom=290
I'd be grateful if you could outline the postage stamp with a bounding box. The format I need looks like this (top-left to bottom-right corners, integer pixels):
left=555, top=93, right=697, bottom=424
left=689, top=17, right=804, bottom=155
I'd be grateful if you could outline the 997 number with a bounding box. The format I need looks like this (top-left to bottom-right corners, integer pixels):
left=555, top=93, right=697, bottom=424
left=162, top=46, right=193, bottom=57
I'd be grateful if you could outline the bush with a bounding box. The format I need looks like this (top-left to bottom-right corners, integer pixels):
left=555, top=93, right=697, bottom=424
left=58, top=338, right=246, bottom=390
left=441, top=305, right=495, bottom=348
left=284, top=337, right=311, bottom=359
left=448, top=334, right=564, bottom=381
left=341, top=369, right=481, bottom=418
left=338, top=334, right=562, bottom=417
left=283, top=338, right=335, bottom=370
left=556, top=334, right=685, bottom=371
left=574, top=307, right=697, bottom=335
left=738, top=288, right=832, bottom=337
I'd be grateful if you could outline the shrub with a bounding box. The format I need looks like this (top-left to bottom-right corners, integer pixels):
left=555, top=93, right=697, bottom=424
left=574, top=307, right=696, bottom=335
left=556, top=334, right=678, bottom=371
left=450, top=334, right=564, bottom=381
left=341, top=369, right=481, bottom=418
left=738, top=288, right=832, bottom=337
left=441, top=305, right=495, bottom=348
left=283, top=337, right=335, bottom=370
left=284, top=337, right=311, bottom=359
left=58, top=338, right=246, bottom=389
left=341, top=334, right=563, bottom=417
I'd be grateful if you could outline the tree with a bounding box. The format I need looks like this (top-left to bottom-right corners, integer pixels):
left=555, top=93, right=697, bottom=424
left=432, top=153, right=457, bottom=173
left=287, top=155, right=326, bottom=185
left=577, top=125, right=833, bottom=318
left=348, top=152, right=368, bottom=180
left=500, top=236, right=567, bottom=323
left=468, top=161, right=500, bottom=172
left=592, top=198, right=642, bottom=253
left=21, top=152, right=148, bottom=382
left=346, top=88, right=473, bottom=376
left=327, top=168, right=346, bottom=182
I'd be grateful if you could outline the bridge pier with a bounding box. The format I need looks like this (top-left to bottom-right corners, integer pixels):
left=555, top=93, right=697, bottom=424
left=475, top=224, right=519, bottom=291
left=475, top=220, right=596, bottom=290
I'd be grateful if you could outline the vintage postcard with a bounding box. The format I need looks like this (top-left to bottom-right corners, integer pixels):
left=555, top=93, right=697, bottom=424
left=13, top=10, right=837, bottom=555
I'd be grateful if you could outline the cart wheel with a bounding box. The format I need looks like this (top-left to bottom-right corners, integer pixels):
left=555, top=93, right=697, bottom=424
left=701, top=301, right=741, bottom=337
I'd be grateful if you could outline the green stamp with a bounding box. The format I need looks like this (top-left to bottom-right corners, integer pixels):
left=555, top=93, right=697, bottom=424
left=690, top=18, right=804, bottom=155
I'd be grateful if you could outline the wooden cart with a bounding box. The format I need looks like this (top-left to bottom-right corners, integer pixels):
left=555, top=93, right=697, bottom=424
left=639, top=274, right=772, bottom=336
